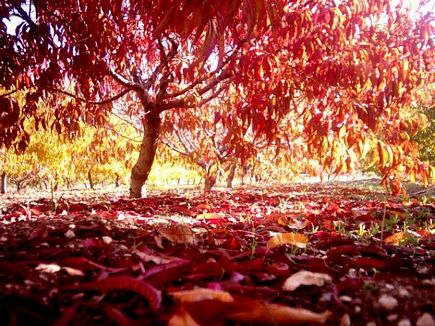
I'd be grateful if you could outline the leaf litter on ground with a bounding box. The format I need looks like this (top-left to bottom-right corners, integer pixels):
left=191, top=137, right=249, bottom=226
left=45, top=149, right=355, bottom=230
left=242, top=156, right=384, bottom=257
left=0, top=182, right=434, bottom=325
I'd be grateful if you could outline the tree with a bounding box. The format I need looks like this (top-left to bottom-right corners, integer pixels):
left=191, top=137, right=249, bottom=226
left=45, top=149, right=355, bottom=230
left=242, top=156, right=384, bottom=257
left=0, top=1, right=433, bottom=197
left=160, top=94, right=258, bottom=191
left=413, top=102, right=435, bottom=165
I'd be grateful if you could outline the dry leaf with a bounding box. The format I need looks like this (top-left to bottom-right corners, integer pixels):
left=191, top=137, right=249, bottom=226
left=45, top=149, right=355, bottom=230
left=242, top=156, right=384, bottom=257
left=267, top=232, right=309, bottom=249
left=157, top=223, right=195, bottom=245
left=283, top=270, right=332, bottom=291
left=196, top=212, right=226, bottom=220
left=416, top=313, right=435, bottom=326
left=227, top=302, right=331, bottom=325
left=384, top=231, right=420, bottom=246
left=101, top=236, right=113, bottom=244
left=287, top=219, right=309, bottom=230
left=134, top=249, right=173, bottom=264
left=171, top=288, right=234, bottom=303
left=378, top=294, right=398, bottom=310
left=384, top=231, right=406, bottom=245
left=168, top=309, right=200, bottom=326
left=196, top=203, right=212, bottom=211
left=35, top=263, right=61, bottom=273
left=63, top=266, right=85, bottom=276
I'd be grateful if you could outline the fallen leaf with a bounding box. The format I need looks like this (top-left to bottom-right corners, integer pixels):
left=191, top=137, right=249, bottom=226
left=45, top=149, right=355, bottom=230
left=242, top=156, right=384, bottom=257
left=196, top=204, right=212, bottom=211
left=168, top=309, right=200, bottom=326
left=134, top=249, right=174, bottom=264
left=63, top=266, right=85, bottom=277
left=378, top=294, right=398, bottom=310
left=64, top=230, right=76, bottom=238
left=158, top=223, right=195, bottom=245
left=36, top=263, right=61, bottom=273
left=267, top=232, right=309, bottom=249
left=196, top=212, right=226, bottom=220
left=287, top=219, right=309, bottom=230
left=384, top=231, right=420, bottom=246
left=171, top=288, right=234, bottom=303
left=283, top=270, right=332, bottom=291
left=416, top=312, right=435, bottom=326
left=102, top=236, right=113, bottom=244
left=384, top=231, right=406, bottom=245
left=63, top=276, right=161, bottom=310
left=53, top=305, right=78, bottom=326
left=103, top=306, right=132, bottom=326
left=226, top=302, right=331, bottom=325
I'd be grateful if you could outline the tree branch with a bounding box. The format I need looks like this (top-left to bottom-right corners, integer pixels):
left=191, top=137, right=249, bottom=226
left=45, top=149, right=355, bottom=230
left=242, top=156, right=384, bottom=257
left=109, top=68, right=143, bottom=92
left=54, top=88, right=131, bottom=105
left=155, top=36, right=178, bottom=102
left=111, top=111, right=142, bottom=133
left=160, top=70, right=231, bottom=111
left=105, top=126, right=142, bottom=143
left=162, top=140, right=191, bottom=157
left=165, top=46, right=240, bottom=99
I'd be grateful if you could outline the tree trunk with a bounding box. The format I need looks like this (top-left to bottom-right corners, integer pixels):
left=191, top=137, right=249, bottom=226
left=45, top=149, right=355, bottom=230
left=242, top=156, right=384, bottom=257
left=88, top=170, right=94, bottom=190
left=115, top=173, right=120, bottom=187
left=204, top=174, right=217, bottom=191
left=1, top=172, right=6, bottom=194
left=226, top=164, right=236, bottom=188
left=130, top=114, right=161, bottom=198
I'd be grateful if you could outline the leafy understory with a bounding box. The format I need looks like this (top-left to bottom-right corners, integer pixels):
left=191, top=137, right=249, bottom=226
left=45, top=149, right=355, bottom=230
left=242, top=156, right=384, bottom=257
left=1, top=183, right=434, bottom=325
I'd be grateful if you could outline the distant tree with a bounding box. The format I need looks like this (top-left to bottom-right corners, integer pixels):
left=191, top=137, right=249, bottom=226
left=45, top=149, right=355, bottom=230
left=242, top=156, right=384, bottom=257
left=413, top=106, right=435, bottom=164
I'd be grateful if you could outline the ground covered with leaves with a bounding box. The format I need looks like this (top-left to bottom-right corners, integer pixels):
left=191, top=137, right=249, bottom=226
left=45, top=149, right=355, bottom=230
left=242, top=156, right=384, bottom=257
left=0, top=182, right=434, bottom=325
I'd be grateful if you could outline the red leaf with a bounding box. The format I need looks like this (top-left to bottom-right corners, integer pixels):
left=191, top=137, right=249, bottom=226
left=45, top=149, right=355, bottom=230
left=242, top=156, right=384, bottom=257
left=103, top=306, right=132, bottom=326
left=63, top=276, right=161, bottom=310
left=53, top=305, right=78, bottom=326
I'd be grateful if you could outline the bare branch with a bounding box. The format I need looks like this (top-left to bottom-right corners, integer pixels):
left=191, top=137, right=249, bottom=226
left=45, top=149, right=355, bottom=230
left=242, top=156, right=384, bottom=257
left=175, top=128, right=198, bottom=153
left=105, top=126, right=142, bottom=143
left=109, top=68, right=143, bottom=92
left=155, top=36, right=179, bottom=101
left=160, top=70, right=231, bottom=111
left=54, top=88, right=131, bottom=105
left=165, top=46, right=240, bottom=99
left=161, top=140, right=191, bottom=157
left=196, top=84, right=227, bottom=107
left=111, top=112, right=142, bottom=133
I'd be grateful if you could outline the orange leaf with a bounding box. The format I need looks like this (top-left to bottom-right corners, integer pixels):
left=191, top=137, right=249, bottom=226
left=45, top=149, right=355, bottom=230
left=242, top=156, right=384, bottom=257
left=227, top=302, right=331, bottom=325
left=384, top=231, right=419, bottom=245
left=168, top=309, right=200, bottom=326
left=171, top=288, right=234, bottom=303
left=267, top=232, right=309, bottom=249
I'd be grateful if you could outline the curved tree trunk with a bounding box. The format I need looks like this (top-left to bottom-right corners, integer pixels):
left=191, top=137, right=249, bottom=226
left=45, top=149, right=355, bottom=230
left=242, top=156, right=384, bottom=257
left=204, top=174, right=217, bottom=191
left=226, top=164, right=236, bottom=188
left=130, top=114, right=161, bottom=198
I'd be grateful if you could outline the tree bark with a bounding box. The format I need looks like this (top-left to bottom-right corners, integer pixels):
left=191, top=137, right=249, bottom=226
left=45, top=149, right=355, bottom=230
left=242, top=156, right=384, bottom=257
left=115, top=173, right=120, bottom=187
left=226, top=164, right=236, bottom=188
left=1, top=172, right=6, bottom=194
left=130, top=114, right=161, bottom=198
left=204, top=174, right=217, bottom=191
left=88, top=170, right=94, bottom=190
